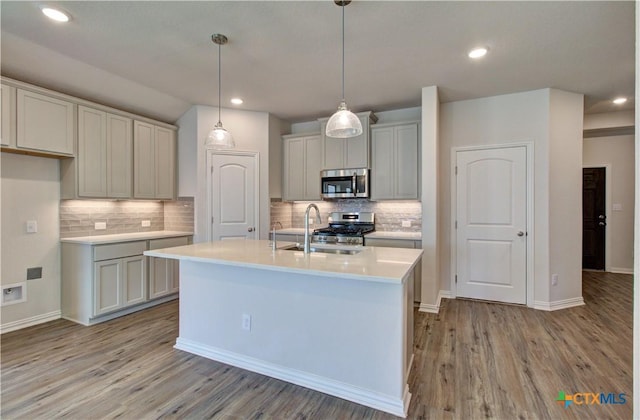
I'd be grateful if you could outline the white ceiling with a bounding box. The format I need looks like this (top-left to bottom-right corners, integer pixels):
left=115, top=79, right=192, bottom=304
left=1, top=1, right=635, bottom=124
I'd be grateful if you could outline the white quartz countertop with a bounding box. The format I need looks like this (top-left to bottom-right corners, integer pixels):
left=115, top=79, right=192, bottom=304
left=60, top=230, right=193, bottom=245
left=274, top=228, right=421, bottom=241
left=145, top=239, right=422, bottom=284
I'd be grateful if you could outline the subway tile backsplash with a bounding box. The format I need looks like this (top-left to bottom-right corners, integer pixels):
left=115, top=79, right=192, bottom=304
left=60, top=198, right=194, bottom=238
left=272, top=199, right=422, bottom=232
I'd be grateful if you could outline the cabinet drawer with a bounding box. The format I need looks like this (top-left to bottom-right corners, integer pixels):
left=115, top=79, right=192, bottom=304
left=149, top=236, right=190, bottom=250
left=94, top=241, right=146, bottom=261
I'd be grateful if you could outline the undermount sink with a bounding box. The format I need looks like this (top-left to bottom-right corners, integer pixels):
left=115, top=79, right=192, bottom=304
left=282, top=245, right=362, bottom=255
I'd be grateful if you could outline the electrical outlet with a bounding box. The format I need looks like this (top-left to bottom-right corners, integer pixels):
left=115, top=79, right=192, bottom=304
left=242, top=314, right=251, bottom=331
left=141, top=220, right=151, bottom=227
left=551, top=274, right=558, bottom=286
left=401, top=220, right=411, bottom=228
left=95, top=222, right=107, bottom=230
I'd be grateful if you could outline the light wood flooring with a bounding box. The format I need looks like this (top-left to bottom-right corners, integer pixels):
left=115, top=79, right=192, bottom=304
left=1, top=271, right=633, bottom=419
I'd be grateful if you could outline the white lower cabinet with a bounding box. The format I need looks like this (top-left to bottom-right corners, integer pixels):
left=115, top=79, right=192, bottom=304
left=148, top=236, right=190, bottom=299
left=62, top=235, right=191, bottom=326
left=94, top=255, right=146, bottom=316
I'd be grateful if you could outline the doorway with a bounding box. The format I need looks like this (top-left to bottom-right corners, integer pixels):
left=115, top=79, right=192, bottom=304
left=453, top=144, right=531, bottom=305
left=582, top=167, right=606, bottom=270
left=206, top=151, right=260, bottom=241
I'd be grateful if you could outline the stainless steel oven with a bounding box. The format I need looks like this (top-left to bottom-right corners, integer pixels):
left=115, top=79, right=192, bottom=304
left=320, top=168, right=369, bottom=199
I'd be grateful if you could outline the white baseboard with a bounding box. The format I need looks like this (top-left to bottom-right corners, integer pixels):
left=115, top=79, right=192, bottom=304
left=610, top=267, right=634, bottom=275
left=0, top=310, right=61, bottom=334
left=418, top=290, right=452, bottom=314
left=175, top=338, right=410, bottom=417
left=533, top=297, right=585, bottom=311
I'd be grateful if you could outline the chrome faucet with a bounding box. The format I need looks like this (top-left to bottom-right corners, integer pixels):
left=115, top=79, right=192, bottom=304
left=304, top=203, right=322, bottom=254
left=271, top=221, right=283, bottom=251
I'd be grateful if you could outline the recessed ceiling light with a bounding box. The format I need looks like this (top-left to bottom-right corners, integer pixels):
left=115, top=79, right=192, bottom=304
left=230, top=98, right=244, bottom=105
left=468, top=47, right=488, bottom=59
left=40, top=6, right=70, bottom=22
left=612, top=97, right=627, bottom=105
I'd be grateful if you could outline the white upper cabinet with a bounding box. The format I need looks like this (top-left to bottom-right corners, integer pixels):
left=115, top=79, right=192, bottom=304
left=282, top=133, right=322, bottom=201
left=319, top=111, right=377, bottom=170
left=133, top=121, right=176, bottom=200
left=76, top=106, right=133, bottom=198
left=16, top=89, right=75, bottom=156
left=371, top=122, right=420, bottom=200
left=1, top=83, right=16, bottom=148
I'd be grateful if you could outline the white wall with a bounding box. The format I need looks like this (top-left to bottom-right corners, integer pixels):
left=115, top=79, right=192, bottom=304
left=584, top=134, right=635, bottom=273
left=1, top=153, right=61, bottom=331
left=178, top=105, right=284, bottom=242
left=177, top=106, right=198, bottom=197
left=438, top=88, right=584, bottom=308
left=584, top=110, right=635, bottom=130
left=268, top=114, right=290, bottom=199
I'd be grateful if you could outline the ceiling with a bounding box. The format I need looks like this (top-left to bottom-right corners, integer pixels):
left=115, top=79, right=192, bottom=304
left=1, top=1, right=635, bottom=124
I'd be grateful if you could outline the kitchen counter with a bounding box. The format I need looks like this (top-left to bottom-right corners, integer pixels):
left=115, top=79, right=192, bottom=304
left=146, top=239, right=421, bottom=417
left=145, top=239, right=422, bottom=284
left=60, top=230, right=193, bottom=245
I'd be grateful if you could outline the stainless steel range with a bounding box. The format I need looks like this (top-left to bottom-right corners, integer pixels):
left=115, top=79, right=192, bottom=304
left=312, top=212, right=375, bottom=246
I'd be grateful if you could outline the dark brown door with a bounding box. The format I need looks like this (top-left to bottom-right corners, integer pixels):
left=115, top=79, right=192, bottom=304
left=582, top=168, right=606, bottom=270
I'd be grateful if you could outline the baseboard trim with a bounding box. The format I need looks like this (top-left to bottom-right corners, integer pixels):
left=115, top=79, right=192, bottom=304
left=418, top=290, right=452, bottom=314
left=533, top=297, right=585, bottom=311
left=0, top=310, right=61, bottom=334
left=610, top=267, right=634, bottom=275
left=175, top=338, right=410, bottom=417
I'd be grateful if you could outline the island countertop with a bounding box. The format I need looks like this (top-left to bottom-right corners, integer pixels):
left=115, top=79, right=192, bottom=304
left=144, top=239, right=422, bottom=284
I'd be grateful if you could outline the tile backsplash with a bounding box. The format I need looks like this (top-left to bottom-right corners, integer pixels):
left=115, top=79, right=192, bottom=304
left=271, top=199, right=422, bottom=232
left=60, top=198, right=194, bottom=238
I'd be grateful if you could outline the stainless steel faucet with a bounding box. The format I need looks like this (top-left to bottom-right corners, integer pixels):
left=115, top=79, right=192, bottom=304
left=271, top=221, right=283, bottom=251
left=304, top=204, right=322, bottom=254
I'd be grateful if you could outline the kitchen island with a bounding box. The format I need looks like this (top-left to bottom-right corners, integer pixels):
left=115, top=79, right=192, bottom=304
left=145, top=239, right=422, bottom=417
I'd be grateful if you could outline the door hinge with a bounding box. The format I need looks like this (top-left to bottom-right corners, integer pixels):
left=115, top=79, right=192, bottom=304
left=455, top=166, right=458, bottom=175
left=455, top=274, right=458, bottom=284
left=211, top=166, right=214, bottom=174
left=455, top=220, right=458, bottom=229
left=211, top=216, right=214, bottom=223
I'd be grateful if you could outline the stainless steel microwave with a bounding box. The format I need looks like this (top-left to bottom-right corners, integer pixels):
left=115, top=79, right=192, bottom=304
left=320, top=168, right=369, bottom=199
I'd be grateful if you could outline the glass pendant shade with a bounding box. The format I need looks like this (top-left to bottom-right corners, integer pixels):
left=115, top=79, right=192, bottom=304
left=205, top=121, right=235, bottom=149
left=326, top=100, right=362, bottom=138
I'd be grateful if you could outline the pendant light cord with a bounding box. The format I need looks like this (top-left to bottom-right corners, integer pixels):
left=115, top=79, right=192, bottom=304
left=218, top=41, right=222, bottom=125
left=341, top=2, right=345, bottom=102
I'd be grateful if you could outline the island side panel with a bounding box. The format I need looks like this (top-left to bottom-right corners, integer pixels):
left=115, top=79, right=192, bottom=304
left=176, top=260, right=409, bottom=416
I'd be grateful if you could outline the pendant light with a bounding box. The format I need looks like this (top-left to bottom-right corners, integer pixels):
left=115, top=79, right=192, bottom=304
left=326, top=0, right=362, bottom=139
left=205, top=34, right=235, bottom=149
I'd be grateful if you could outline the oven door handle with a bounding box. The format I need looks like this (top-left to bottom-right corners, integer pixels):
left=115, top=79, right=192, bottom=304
left=352, top=172, right=357, bottom=196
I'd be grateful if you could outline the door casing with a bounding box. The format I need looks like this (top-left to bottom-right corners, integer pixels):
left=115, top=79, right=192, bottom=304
left=450, top=142, right=534, bottom=307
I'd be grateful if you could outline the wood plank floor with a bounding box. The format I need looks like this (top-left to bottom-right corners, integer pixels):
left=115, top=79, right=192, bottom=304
left=1, top=271, right=633, bottom=419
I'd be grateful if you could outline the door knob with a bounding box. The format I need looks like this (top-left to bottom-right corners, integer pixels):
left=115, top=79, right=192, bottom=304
left=248, top=227, right=255, bottom=232
left=598, top=222, right=606, bottom=227
left=598, top=215, right=606, bottom=220
left=517, top=231, right=525, bottom=237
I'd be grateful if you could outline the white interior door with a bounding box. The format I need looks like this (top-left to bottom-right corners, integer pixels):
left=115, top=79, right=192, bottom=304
left=209, top=152, right=259, bottom=240
left=455, top=146, right=527, bottom=304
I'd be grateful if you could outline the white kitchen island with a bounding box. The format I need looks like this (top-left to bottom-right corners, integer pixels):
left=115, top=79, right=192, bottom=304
left=145, top=239, right=422, bottom=417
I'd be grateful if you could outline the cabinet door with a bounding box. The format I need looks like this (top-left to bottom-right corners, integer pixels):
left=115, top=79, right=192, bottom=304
left=394, top=124, right=419, bottom=199
left=1, top=84, right=16, bottom=147
left=78, top=106, right=107, bottom=197
left=304, top=135, right=322, bottom=200
left=169, top=260, right=180, bottom=293
left=17, top=89, right=74, bottom=155
left=149, top=256, right=171, bottom=299
left=133, top=121, right=156, bottom=198
left=94, top=259, right=122, bottom=316
left=107, top=114, right=132, bottom=198
left=344, top=115, right=370, bottom=168
left=322, top=136, right=344, bottom=170
left=371, top=127, right=394, bottom=199
left=154, top=126, right=175, bottom=199
left=122, top=255, right=146, bottom=306
left=283, top=137, right=305, bottom=200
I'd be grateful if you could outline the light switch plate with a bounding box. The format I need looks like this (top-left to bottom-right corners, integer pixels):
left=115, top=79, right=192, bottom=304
left=141, top=220, right=151, bottom=227
left=613, top=203, right=623, bottom=211
left=95, top=222, right=107, bottom=230
left=26, top=220, right=38, bottom=233
left=401, top=220, right=411, bottom=228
